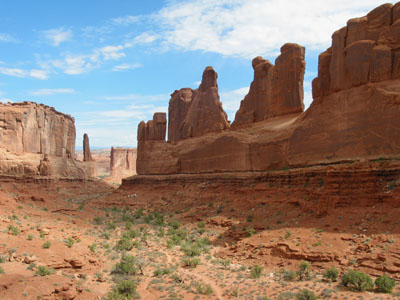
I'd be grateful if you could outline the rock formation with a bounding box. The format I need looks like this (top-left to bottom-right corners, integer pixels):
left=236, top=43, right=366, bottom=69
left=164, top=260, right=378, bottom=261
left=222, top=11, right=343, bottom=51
left=180, top=67, right=230, bottom=140
left=110, top=147, right=137, bottom=178
left=167, top=67, right=230, bottom=144
left=168, top=88, right=193, bottom=144
left=288, top=2, right=400, bottom=166
left=138, top=113, right=167, bottom=141
left=135, top=3, right=400, bottom=175
left=0, top=102, right=94, bottom=178
left=83, top=133, right=92, bottom=162
left=0, top=102, right=75, bottom=157
left=232, top=43, right=305, bottom=127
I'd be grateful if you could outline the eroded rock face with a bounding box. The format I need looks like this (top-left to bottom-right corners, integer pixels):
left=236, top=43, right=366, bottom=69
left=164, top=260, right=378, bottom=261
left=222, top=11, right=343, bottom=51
left=136, top=3, right=400, bottom=175
left=181, top=67, right=230, bottom=139
left=0, top=102, right=75, bottom=157
left=0, top=102, right=94, bottom=178
left=312, top=3, right=398, bottom=97
left=233, top=43, right=305, bottom=127
left=138, top=113, right=167, bottom=142
left=110, top=147, right=137, bottom=178
left=83, top=133, right=92, bottom=162
left=168, top=88, right=193, bottom=144
left=291, top=2, right=400, bottom=165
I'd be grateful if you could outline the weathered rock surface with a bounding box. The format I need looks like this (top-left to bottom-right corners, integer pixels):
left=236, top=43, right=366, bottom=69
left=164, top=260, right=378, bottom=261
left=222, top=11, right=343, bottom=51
left=136, top=3, right=400, bottom=175
left=110, top=147, right=137, bottom=178
left=233, top=43, right=305, bottom=127
left=180, top=67, right=230, bottom=139
left=168, top=88, right=193, bottom=144
left=83, top=133, right=92, bottom=162
left=0, top=102, right=93, bottom=178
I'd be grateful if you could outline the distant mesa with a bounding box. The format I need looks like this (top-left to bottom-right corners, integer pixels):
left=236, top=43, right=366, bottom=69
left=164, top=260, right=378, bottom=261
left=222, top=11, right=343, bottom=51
left=136, top=2, right=400, bottom=175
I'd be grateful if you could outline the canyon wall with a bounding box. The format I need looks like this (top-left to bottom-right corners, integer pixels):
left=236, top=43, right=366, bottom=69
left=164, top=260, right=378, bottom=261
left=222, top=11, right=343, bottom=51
left=136, top=2, right=400, bottom=175
left=110, top=147, right=137, bottom=178
left=0, top=102, right=93, bottom=178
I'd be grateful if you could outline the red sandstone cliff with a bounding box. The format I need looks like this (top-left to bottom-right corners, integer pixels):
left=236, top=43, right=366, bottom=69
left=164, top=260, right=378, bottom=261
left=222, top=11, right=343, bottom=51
left=0, top=102, right=93, bottom=178
left=136, top=2, right=400, bottom=175
left=110, top=147, right=137, bottom=178
left=233, top=43, right=305, bottom=127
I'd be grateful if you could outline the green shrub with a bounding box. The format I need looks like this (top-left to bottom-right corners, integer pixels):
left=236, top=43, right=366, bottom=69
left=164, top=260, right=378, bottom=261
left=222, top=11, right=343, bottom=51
left=115, top=236, right=137, bottom=251
left=27, top=234, right=33, bottom=241
left=35, top=266, right=51, bottom=276
left=182, top=257, right=200, bottom=268
left=65, top=237, right=74, bottom=248
left=375, top=274, right=395, bottom=293
left=181, top=244, right=202, bottom=257
left=341, top=270, right=373, bottom=291
left=106, top=280, right=138, bottom=300
left=153, top=267, right=172, bottom=277
left=42, top=241, right=51, bottom=249
left=0, top=266, right=4, bottom=274
left=195, top=282, right=213, bottom=295
left=8, top=225, right=20, bottom=236
left=250, top=265, right=263, bottom=279
left=246, top=228, right=256, bottom=237
left=283, top=270, right=296, bottom=281
left=112, top=255, right=137, bottom=275
left=296, top=289, right=317, bottom=300
left=323, top=267, right=338, bottom=282
left=297, top=261, right=311, bottom=281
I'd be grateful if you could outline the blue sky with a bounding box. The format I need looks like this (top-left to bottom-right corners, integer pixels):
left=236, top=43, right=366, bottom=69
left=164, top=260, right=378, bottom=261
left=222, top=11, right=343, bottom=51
left=0, top=0, right=395, bottom=148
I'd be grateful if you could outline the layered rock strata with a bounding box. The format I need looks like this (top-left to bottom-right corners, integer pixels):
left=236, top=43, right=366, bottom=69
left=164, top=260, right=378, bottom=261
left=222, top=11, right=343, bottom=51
left=0, top=102, right=93, bottom=178
left=136, top=3, right=400, bottom=175
left=110, top=147, right=137, bottom=178
left=233, top=43, right=305, bottom=127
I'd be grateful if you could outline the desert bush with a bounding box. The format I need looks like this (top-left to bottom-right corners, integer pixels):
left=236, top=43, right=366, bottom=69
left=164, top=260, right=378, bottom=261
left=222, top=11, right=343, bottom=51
left=8, top=225, right=20, bottom=236
left=112, top=255, right=137, bottom=275
left=375, top=274, right=395, bottom=293
left=42, top=241, right=51, bottom=249
left=65, top=237, right=74, bottom=248
left=35, top=266, right=51, bottom=276
left=182, top=257, right=200, bottom=268
left=106, top=280, right=139, bottom=300
left=251, top=265, right=263, bottom=279
left=297, top=261, right=311, bottom=281
left=296, top=289, right=317, bottom=300
left=323, top=267, right=338, bottom=282
left=341, top=270, right=373, bottom=291
left=283, top=270, right=296, bottom=281
left=195, top=282, right=213, bottom=295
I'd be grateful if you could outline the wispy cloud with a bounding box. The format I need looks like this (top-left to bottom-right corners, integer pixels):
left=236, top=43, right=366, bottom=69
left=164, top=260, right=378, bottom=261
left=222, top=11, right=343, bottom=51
left=0, top=33, right=18, bottom=43
left=99, top=45, right=126, bottom=60
left=30, top=88, right=75, bottom=96
left=112, top=63, right=142, bottom=71
left=112, top=15, right=141, bottom=26
left=156, top=0, right=396, bottom=58
left=0, top=67, right=49, bottom=80
left=42, top=27, right=73, bottom=46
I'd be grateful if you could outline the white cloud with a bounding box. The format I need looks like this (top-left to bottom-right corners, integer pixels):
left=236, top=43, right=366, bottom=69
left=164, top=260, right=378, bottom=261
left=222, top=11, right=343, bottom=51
left=0, top=98, right=12, bottom=103
left=112, top=15, right=141, bottom=26
left=0, top=33, right=18, bottom=43
left=29, top=69, right=49, bottom=80
left=30, top=88, right=75, bottom=96
left=112, top=63, right=142, bottom=71
left=99, top=45, right=126, bottom=60
left=50, top=54, right=95, bottom=75
left=0, top=67, right=49, bottom=80
left=156, top=0, right=397, bottom=58
left=43, top=27, right=73, bottom=46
